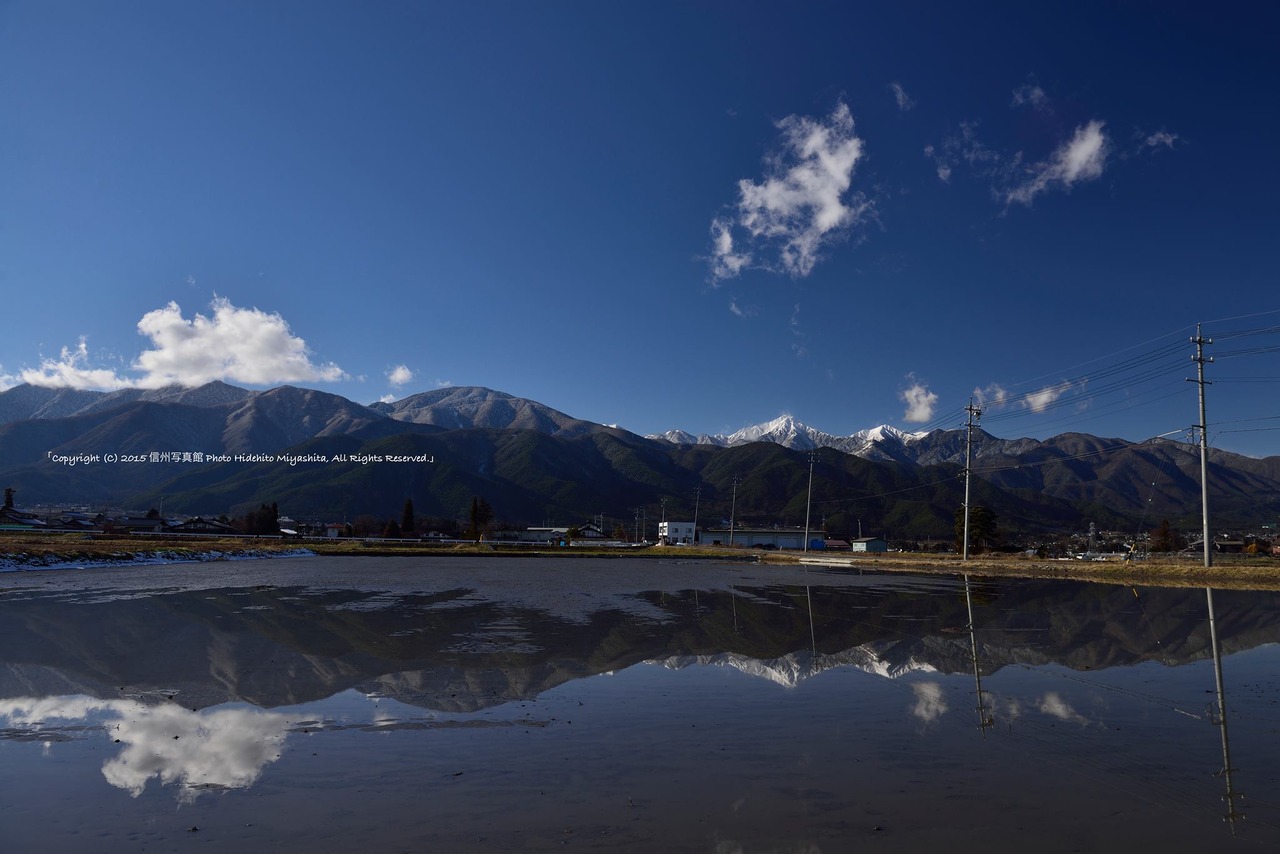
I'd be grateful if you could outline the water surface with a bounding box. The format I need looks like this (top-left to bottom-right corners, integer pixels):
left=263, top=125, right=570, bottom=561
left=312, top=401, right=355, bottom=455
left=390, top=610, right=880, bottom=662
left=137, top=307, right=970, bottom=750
left=2, top=556, right=1278, bottom=852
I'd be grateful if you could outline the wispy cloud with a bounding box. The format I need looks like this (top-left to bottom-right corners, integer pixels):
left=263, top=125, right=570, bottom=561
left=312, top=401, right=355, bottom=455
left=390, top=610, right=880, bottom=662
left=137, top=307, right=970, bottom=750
left=928, top=76, right=1116, bottom=208
left=435, top=379, right=453, bottom=388
left=789, top=303, right=807, bottom=357
left=1142, top=130, right=1179, bottom=151
left=899, top=374, right=938, bottom=423
left=1, top=364, right=24, bottom=391
left=710, top=101, right=871, bottom=282
left=19, top=298, right=347, bottom=390
left=889, top=81, right=915, bottom=112
left=728, top=299, right=757, bottom=318
left=924, top=121, right=1001, bottom=184
left=1005, top=120, right=1109, bottom=206
left=20, top=338, right=135, bottom=390
left=386, top=364, right=414, bottom=387
left=710, top=218, right=751, bottom=281
left=973, top=382, right=1009, bottom=409
left=1011, top=81, right=1049, bottom=110
left=1023, top=380, right=1078, bottom=413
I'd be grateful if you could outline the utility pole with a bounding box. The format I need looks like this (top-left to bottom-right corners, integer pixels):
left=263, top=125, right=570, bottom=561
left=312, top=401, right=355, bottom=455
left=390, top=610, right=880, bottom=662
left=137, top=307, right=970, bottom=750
left=963, top=399, right=982, bottom=562
left=803, top=451, right=816, bottom=552
left=692, top=486, right=701, bottom=545
left=1190, top=324, right=1214, bottom=568
left=728, top=477, right=739, bottom=548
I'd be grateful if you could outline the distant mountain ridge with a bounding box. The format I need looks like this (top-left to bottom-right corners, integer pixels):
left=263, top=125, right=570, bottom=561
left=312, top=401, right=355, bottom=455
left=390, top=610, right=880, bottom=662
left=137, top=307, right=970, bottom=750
left=0, top=381, right=254, bottom=424
left=0, top=381, right=1277, bottom=534
left=370, top=386, right=610, bottom=438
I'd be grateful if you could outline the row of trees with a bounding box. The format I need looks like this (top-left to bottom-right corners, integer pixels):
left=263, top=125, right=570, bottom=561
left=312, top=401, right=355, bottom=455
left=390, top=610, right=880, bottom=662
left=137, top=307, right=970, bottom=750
left=338, top=497, right=495, bottom=540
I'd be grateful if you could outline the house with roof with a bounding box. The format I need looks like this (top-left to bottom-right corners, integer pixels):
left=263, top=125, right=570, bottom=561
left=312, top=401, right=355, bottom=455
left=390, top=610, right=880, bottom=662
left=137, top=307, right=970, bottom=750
left=165, top=517, right=239, bottom=535
left=0, top=488, right=47, bottom=529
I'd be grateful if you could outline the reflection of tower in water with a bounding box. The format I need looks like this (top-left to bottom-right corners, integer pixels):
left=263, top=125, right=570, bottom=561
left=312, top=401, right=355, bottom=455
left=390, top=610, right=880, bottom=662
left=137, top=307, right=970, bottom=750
left=1206, top=587, right=1244, bottom=833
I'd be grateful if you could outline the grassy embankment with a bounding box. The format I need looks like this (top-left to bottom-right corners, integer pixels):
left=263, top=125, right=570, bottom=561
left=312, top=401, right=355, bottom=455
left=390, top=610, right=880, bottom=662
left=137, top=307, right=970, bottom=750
left=3, top=531, right=1279, bottom=589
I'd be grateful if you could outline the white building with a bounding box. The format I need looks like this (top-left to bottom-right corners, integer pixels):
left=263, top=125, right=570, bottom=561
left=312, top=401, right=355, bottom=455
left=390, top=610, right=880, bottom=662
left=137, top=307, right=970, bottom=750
left=658, top=521, right=697, bottom=545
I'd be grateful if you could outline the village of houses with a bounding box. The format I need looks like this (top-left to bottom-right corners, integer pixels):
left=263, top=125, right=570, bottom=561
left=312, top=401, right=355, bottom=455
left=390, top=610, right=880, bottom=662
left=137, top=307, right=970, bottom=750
left=5, top=487, right=1277, bottom=558
left=0, top=487, right=896, bottom=551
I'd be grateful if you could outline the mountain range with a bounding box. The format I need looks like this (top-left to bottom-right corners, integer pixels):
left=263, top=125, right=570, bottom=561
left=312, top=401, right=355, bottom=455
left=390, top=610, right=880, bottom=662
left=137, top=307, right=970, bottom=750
left=1, top=381, right=1277, bottom=540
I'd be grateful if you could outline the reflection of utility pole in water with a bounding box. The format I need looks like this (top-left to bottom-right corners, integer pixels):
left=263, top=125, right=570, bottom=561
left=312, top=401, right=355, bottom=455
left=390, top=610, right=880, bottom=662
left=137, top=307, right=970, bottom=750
left=806, top=585, right=816, bottom=657
left=1206, top=587, right=1244, bottom=832
left=965, top=574, right=995, bottom=734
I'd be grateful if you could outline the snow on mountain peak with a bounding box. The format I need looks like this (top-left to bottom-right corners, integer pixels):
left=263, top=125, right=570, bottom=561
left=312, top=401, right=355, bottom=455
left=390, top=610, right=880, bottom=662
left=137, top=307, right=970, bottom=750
left=648, top=415, right=936, bottom=460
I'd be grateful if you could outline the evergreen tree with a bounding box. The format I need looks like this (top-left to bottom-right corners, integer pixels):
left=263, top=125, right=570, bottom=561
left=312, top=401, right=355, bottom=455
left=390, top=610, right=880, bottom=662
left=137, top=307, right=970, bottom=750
left=954, top=505, right=998, bottom=554
left=468, top=496, right=494, bottom=540
left=401, top=498, right=416, bottom=535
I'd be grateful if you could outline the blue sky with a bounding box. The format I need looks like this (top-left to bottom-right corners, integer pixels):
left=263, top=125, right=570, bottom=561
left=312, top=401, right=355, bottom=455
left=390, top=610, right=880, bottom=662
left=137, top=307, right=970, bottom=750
left=2, top=1, right=1278, bottom=456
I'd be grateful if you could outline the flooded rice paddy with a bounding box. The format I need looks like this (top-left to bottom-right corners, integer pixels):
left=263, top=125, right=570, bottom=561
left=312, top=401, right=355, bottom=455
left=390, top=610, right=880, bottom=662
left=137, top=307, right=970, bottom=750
left=2, top=556, right=1279, bottom=852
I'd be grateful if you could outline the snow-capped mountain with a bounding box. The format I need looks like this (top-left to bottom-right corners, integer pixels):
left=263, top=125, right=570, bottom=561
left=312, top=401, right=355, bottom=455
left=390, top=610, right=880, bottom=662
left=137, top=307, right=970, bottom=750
left=649, top=415, right=931, bottom=462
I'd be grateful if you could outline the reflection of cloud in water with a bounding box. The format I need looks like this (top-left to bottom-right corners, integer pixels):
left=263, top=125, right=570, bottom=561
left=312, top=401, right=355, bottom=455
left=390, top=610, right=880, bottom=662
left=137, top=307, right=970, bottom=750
left=0, top=695, right=130, bottom=723
left=910, top=681, right=948, bottom=723
left=0, top=695, right=288, bottom=799
left=1037, top=692, right=1088, bottom=725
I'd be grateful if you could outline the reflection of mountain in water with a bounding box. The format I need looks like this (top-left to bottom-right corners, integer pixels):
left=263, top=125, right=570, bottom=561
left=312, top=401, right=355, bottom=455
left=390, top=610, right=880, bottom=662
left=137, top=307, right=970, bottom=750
left=650, top=641, right=939, bottom=687
left=2, top=577, right=1279, bottom=712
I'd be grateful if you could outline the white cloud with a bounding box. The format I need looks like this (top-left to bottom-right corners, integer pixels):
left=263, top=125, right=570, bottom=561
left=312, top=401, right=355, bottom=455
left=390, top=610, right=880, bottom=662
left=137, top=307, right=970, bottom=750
left=710, top=101, right=871, bottom=281
left=728, top=299, right=757, bottom=318
left=18, top=298, right=347, bottom=390
left=910, top=682, right=948, bottom=723
left=973, top=383, right=1009, bottom=408
left=1005, top=120, right=1109, bottom=206
left=1, top=364, right=22, bottom=390
left=378, top=393, right=396, bottom=404
left=889, top=81, right=915, bottom=112
left=435, top=379, right=453, bottom=388
left=1023, top=380, right=1077, bottom=413
left=899, top=375, right=938, bottom=423
left=1142, top=130, right=1179, bottom=150
left=387, top=364, right=413, bottom=387
left=709, top=217, right=751, bottom=282
left=20, top=338, right=134, bottom=390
